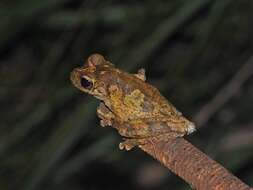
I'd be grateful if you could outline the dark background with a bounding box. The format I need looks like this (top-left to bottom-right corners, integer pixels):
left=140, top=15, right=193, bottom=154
left=1, top=0, right=253, bottom=190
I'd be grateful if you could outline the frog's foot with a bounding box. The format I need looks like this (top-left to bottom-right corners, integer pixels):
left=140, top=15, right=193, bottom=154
left=119, top=138, right=147, bottom=151
left=97, top=102, right=114, bottom=127
left=119, top=132, right=185, bottom=151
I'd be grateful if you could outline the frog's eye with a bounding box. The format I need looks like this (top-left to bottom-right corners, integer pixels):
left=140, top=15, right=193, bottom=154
left=80, top=77, right=93, bottom=90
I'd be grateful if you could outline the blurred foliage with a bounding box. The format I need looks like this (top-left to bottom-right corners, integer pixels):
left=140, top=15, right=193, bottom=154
left=1, top=0, right=253, bottom=190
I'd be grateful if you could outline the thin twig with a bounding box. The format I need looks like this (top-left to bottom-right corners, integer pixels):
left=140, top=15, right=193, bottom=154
left=194, top=56, right=253, bottom=127
left=139, top=137, right=251, bottom=190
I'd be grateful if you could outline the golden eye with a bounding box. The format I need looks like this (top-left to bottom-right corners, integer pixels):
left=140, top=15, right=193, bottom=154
left=80, top=77, right=93, bottom=90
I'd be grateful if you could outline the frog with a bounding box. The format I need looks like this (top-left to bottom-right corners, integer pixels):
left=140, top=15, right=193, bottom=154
left=70, top=54, right=196, bottom=150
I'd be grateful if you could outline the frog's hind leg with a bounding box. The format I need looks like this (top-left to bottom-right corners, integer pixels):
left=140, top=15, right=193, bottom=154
left=117, top=119, right=187, bottom=151
left=118, top=119, right=186, bottom=139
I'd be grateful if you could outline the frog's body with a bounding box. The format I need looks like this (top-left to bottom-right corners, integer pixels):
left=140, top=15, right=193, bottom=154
left=70, top=54, right=195, bottom=150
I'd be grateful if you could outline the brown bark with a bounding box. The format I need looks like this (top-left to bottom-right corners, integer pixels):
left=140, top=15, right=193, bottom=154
left=139, top=137, right=251, bottom=190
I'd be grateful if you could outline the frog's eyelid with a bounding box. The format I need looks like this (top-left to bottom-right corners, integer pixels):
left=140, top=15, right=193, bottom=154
left=87, top=53, right=105, bottom=66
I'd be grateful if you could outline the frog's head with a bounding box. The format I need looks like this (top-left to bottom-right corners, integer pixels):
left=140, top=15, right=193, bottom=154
left=70, top=54, right=114, bottom=100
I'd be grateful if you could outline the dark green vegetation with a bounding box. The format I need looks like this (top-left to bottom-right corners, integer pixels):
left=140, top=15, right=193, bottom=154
left=1, top=1, right=253, bottom=189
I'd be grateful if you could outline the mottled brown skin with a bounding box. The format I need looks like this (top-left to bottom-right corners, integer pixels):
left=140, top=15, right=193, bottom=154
left=70, top=54, right=196, bottom=150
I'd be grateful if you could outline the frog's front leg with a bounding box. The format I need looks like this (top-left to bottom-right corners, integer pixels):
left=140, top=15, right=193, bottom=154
left=97, top=102, right=115, bottom=127
left=118, top=120, right=185, bottom=150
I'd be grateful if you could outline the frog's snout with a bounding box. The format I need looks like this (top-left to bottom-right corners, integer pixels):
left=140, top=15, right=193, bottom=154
left=70, top=69, right=81, bottom=88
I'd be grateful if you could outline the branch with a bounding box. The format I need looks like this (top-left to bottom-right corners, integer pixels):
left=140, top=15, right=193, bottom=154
left=139, top=137, right=251, bottom=190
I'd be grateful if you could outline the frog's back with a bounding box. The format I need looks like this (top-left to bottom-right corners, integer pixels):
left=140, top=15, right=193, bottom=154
left=115, top=70, right=182, bottom=117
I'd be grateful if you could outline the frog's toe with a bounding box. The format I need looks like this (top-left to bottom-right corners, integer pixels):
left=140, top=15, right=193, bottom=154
left=100, top=119, right=112, bottom=127
left=119, top=138, right=144, bottom=151
left=186, top=122, right=196, bottom=134
left=119, top=142, right=135, bottom=151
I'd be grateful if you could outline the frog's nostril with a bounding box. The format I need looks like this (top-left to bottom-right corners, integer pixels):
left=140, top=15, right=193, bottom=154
left=81, top=77, right=93, bottom=90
